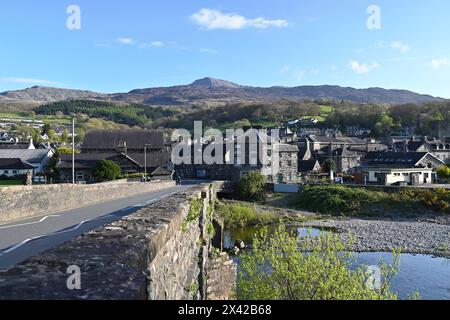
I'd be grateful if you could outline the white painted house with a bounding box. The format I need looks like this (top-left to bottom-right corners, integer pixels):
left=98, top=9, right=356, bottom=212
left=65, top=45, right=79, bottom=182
left=363, top=152, right=444, bottom=186
left=0, top=149, right=54, bottom=175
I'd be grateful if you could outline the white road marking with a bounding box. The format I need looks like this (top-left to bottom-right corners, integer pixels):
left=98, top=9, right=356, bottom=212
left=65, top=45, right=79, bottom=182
left=0, top=214, right=115, bottom=256
left=0, top=215, right=60, bottom=230
left=0, top=188, right=192, bottom=257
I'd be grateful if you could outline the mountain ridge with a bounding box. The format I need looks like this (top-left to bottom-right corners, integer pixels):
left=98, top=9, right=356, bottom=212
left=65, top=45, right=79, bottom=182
left=0, top=77, right=445, bottom=108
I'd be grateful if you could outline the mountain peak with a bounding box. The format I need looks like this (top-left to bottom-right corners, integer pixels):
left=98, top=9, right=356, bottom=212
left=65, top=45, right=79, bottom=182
left=190, top=77, right=241, bottom=89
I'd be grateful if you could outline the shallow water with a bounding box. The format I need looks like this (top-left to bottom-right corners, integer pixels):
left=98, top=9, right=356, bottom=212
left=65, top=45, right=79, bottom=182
left=224, top=226, right=450, bottom=300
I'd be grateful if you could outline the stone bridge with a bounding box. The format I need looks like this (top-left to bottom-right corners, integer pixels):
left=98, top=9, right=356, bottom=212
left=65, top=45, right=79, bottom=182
left=0, top=182, right=235, bottom=300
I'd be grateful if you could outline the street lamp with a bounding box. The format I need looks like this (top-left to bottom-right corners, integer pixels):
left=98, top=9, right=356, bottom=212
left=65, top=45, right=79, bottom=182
left=144, top=143, right=152, bottom=182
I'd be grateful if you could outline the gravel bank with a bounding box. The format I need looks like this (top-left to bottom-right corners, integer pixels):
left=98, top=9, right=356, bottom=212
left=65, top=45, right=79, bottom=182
left=306, top=215, right=450, bottom=258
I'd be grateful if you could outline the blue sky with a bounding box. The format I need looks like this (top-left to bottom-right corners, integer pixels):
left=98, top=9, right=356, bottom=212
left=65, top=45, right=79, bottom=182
left=0, top=0, right=449, bottom=97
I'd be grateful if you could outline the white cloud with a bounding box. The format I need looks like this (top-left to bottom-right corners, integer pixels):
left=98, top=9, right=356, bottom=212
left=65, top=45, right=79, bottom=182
left=190, top=8, right=288, bottom=30
left=280, top=65, right=291, bottom=73
left=331, top=66, right=338, bottom=71
left=430, top=58, right=450, bottom=69
left=117, top=37, right=135, bottom=45
left=391, top=41, right=411, bottom=53
left=349, top=60, right=379, bottom=74
left=0, top=77, right=61, bottom=86
left=294, top=70, right=305, bottom=80
left=200, top=48, right=218, bottom=54
left=150, top=41, right=165, bottom=48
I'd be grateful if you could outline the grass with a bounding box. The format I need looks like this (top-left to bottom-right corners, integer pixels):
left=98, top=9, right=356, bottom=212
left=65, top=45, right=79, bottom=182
left=216, top=201, right=278, bottom=228
left=0, top=180, right=24, bottom=187
left=0, top=112, right=72, bottom=124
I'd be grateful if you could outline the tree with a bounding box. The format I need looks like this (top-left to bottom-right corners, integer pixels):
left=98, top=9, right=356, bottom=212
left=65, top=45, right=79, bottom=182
left=237, top=224, right=402, bottom=300
left=48, top=129, right=56, bottom=141
left=235, top=171, right=267, bottom=201
left=92, top=160, right=121, bottom=182
left=436, top=166, right=450, bottom=181
left=322, top=159, right=337, bottom=173
left=42, top=123, right=51, bottom=135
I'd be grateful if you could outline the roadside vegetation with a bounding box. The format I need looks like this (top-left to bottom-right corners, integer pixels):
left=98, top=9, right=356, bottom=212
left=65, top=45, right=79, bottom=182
left=237, top=224, right=410, bottom=300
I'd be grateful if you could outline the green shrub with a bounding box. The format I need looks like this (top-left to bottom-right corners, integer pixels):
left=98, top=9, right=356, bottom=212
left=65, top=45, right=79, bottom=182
left=92, top=160, right=121, bottom=182
left=235, top=171, right=267, bottom=202
left=295, top=186, right=379, bottom=215
left=216, top=202, right=276, bottom=227
left=294, top=186, right=450, bottom=215
left=238, top=224, right=402, bottom=300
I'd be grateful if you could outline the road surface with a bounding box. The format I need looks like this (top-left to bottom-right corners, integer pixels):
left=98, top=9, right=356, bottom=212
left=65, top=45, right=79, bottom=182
left=0, top=182, right=197, bottom=270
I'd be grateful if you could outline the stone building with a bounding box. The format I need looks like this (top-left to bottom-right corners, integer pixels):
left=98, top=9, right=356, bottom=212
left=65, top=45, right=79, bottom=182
left=57, top=130, right=173, bottom=183
left=174, top=128, right=299, bottom=184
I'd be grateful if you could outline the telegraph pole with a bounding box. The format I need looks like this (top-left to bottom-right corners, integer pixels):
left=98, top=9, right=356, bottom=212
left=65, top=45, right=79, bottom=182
left=72, top=116, right=75, bottom=185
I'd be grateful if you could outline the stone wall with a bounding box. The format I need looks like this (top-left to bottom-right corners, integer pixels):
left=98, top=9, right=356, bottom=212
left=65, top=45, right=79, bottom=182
left=0, top=180, right=175, bottom=224
left=0, top=184, right=222, bottom=300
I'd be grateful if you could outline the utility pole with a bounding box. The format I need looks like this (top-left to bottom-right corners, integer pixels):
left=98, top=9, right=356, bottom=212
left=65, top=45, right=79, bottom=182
left=144, top=144, right=147, bottom=181
left=72, top=116, right=75, bottom=185
left=144, top=144, right=152, bottom=182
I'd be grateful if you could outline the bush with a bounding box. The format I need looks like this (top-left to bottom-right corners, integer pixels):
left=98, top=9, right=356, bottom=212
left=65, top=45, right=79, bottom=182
left=216, top=202, right=276, bottom=227
left=92, top=160, right=121, bottom=182
left=238, top=224, right=402, bottom=300
left=437, top=166, right=450, bottom=181
left=294, top=186, right=450, bottom=215
left=235, top=171, right=267, bottom=202
left=295, top=186, right=379, bottom=215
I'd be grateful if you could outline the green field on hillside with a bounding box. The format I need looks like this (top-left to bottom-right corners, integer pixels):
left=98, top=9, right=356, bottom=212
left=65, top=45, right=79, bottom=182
left=0, top=112, right=72, bottom=124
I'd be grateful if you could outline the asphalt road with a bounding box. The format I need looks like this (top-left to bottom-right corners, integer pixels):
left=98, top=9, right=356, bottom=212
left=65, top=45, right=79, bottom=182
left=0, top=182, right=197, bottom=270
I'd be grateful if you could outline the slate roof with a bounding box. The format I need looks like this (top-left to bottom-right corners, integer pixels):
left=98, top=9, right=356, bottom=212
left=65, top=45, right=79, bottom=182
left=0, top=142, right=32, bottom=150
left=365, top=152, right=430, bottom=168
left=56, top=151, right=170, bottom=170
left=0, top=158, right=36, bottom=170
left=275, top=144, right=299, bottom=153
left=299, top=160, right=320, bottom=173
left=0, top=149, right=52, bottom=163
left=82, top=130, right=166, bottom=151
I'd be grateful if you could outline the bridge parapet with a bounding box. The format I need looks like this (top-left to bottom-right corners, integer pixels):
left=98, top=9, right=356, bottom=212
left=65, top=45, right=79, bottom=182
left=0, top=183, right=222, bottom=300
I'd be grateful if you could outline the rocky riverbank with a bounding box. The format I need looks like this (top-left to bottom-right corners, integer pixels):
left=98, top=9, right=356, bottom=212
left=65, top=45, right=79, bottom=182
left=305, top=215, right=450, bottom=258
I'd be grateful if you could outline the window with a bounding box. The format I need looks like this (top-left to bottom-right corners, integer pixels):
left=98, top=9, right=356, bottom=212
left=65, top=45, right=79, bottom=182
left=4, top=170, right=9, bottom=175
left=12, top=170, right=18, bottom=175
left=76, top=171, right=85, bottom=182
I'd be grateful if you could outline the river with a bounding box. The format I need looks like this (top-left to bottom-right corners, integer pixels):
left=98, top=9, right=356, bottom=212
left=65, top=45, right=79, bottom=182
left=224, top=226, right=450, bottom=300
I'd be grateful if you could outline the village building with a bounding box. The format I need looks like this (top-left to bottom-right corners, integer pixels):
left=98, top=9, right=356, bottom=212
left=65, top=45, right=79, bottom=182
left=0, top=149, right=54, bottom=174
left=56, top=130, right=172, bottom=183
left=0, top=158, right=36, bottom=178
left=174, top=128, right=299, bottom=184
left=362, top=152, right=444, bottom=186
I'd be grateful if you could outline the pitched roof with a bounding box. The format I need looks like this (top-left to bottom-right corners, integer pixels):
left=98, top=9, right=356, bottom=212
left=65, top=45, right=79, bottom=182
left=275, top=144, right=299, bottom=153
left=299, top=160, right=320, bottom=173
left=57, top=153, right=143, bottom=170
left=82, top=130, right=166, bottom=151
left=0, top=158, right=36, bottom=170
left=0, top=149, right=52, bottom=163
left=56, top=151, right=170, bottom=170
left=0, top=142, right=32, bottom=150
left=365, top=152, right=431, bottom=168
